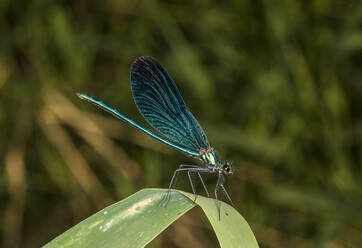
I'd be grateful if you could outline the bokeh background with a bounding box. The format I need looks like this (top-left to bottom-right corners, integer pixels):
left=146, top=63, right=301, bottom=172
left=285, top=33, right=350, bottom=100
left=1, top=0, right=362, bottom=247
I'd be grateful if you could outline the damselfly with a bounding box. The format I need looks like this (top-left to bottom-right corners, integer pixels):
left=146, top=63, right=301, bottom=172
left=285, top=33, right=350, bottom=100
left=77, top=56, right=234, bottom=215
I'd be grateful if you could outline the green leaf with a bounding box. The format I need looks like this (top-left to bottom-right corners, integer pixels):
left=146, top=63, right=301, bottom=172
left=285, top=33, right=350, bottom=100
left=44, top=189, right=258, bottom=248
left=182, top=192, right=259, bottom=248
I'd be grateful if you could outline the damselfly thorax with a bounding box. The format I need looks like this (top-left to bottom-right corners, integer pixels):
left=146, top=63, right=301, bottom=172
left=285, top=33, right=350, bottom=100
left=199, top=147, right=219, bottom=167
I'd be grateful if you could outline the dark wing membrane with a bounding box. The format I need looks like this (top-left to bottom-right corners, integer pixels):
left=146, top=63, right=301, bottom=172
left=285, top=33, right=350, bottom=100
left=130, top=56, right=210, bottom=153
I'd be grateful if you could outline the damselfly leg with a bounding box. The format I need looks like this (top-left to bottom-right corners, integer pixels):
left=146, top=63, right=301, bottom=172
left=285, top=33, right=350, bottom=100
left=214, top=171, right=234, bottom=220
left=160, top=165, right=212, bottom=206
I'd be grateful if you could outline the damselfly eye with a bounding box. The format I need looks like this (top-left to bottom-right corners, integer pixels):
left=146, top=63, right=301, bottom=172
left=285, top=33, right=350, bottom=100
left=222, top=162, right=233, bottom=176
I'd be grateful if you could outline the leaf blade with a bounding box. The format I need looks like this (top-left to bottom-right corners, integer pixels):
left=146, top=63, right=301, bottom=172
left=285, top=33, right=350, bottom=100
left=44, top=189, right=195, bottom=248
left=182, top=192, right=259, bottom=248
left=44, top=189, right=258, bottom=248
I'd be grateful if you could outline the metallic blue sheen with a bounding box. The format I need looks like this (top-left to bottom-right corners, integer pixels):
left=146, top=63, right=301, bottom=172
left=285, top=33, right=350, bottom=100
left=130, top=57, right=210, bottom=152
left=76, top=93, right=199, bottom=157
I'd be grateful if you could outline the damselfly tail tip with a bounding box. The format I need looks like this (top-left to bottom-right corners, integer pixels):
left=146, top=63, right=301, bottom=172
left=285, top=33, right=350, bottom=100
left=76, top=93, right=87, bottom=100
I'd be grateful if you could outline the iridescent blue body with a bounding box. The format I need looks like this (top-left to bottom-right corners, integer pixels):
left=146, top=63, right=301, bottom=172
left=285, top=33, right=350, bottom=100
left=76, top=93, right=200, bottom=158
left=77, top=56, right=233, bottom=215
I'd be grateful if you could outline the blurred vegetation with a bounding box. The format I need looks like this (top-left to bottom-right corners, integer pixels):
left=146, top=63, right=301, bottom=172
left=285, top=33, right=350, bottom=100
left=1, top=0, right=362, bottom=247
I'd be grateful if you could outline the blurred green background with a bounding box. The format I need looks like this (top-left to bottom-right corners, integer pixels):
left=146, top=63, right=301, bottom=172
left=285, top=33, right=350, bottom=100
left=1, top=0, right=362, bottom=247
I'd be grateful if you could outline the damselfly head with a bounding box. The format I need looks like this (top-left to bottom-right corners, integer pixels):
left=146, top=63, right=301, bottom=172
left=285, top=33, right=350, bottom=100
left=222, top=162, right=233, bottom=176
